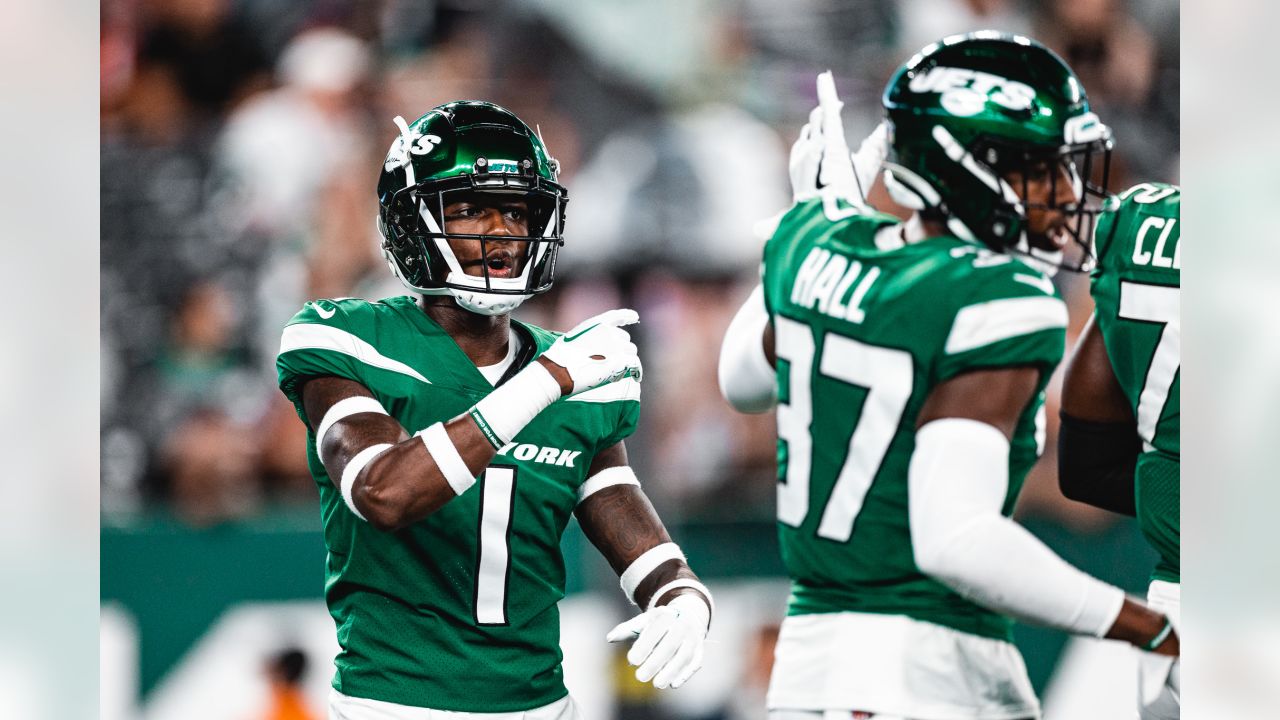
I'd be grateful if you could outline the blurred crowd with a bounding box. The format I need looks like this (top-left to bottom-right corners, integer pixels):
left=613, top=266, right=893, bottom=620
left=101, top=0, right=1179, bottom=529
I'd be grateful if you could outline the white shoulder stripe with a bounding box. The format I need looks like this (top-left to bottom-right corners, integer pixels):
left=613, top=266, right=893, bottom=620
left=946, top=296, right=1068, bottom=355
left=279, top=323, right=430, bottom=384
left=1011, top=273, right=1055, bottom=295
left=565, top=377, right=641, bottom=403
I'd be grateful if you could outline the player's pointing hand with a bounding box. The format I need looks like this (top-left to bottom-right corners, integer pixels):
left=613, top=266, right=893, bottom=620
left=538, top=309, right=642, bottom=397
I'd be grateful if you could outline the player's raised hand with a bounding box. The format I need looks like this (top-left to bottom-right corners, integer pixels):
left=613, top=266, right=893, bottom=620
left=538, top=309, right=642, bottom=397
left=789, top=71, right=889, bottom=208
left=606, top=594, right=710, bottom=689
left=814, top=70, right=858, bottom=197
left=789, top=101, right=826, bottom=203
left=849, top=120, right=889, bottom=205
left=791, top=71, right=858, bottom=202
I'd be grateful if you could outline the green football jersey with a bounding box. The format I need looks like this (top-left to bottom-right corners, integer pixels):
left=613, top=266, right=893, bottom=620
left=275, top=295, right=640, bottom=712
left=762, top=199, right=1067, bottom=641
left=1090, top=183, right=1181, bottom=583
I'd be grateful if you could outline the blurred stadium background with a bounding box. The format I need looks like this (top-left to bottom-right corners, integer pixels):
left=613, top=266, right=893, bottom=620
left=99, top=1, right=1178, bottom=718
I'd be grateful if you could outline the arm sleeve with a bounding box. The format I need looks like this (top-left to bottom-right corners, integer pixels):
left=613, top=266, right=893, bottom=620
left=1057, top=412, right=1140, bottom=516
left=909, top=418, right=1126, bottom=636
left=718, top=283, right=777, bottom=413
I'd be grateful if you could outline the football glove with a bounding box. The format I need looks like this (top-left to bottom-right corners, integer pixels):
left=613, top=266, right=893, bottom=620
left=541, top=309, right=642, bottom=397
left=606, top=593, right=711, bottom=690
left=788, top=102, right=826, bottom=203
left=788, top=71, right=889, bottom=207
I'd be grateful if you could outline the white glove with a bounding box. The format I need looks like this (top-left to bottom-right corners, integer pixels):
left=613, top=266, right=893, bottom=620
left=788, top=71, right=889, bottom=207
left=606, top=594, right=710, bottom=689
left=788, top=102, right=826, bottom=203
left=850, top=120, right=889, bottom=204
left=541, top=309, right=642, bottom=397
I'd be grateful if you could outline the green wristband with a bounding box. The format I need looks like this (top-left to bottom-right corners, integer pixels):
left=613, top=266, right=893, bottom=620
left=468, top=408, right=504, bottom=450
left=1143, top=619, right=1173, bottom=651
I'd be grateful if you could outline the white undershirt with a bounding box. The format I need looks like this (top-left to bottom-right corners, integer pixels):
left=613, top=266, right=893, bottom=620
left=476, top=329, right=521, bottom=386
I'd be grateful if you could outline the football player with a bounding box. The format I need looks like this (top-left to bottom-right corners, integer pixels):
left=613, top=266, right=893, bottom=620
left=276, top=101, right=713, bottom=719
left=1059, top=181, right=1180, bottom=718
left=717, top=34, right=1178, bottom=719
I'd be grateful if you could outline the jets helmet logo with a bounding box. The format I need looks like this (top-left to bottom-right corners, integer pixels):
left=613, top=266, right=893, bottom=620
left=908, top=66, right=1036, bottom=117
left=384, top=132, right=442, bottom=172
left=384, top=115, right=442, bottom=172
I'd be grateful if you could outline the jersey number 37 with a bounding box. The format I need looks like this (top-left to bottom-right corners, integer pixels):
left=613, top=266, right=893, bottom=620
left=774, top=316, right=913, bottom=542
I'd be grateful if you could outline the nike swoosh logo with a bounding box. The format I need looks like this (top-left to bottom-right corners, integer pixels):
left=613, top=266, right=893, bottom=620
left=312, top=303, right=336, bottom=319
left=563, top=322, right=599, bottom=342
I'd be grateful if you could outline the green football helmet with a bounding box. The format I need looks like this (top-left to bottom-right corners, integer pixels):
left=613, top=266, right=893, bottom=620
left=882, top=31, right=1113, bottom=272
left=377, top=101, right=567, bottom=315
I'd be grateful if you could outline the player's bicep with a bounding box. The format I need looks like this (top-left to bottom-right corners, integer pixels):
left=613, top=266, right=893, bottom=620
left=1061, top=314, right=1133, bottom=423
left=916, top=366, right=1040, bottom=440
left=300, top=376, right=410, bottom=483
left=1058, top=315, right=1139, bottom=514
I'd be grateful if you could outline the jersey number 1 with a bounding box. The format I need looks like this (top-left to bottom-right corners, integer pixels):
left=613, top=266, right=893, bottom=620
left=475, top=466, right=516, bottom=626
left=774, top=316, right=913, bottom=542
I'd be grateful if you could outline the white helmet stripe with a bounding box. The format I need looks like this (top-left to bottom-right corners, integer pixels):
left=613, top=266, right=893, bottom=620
left=883, top=163, right=942, bottom=208
left=931, top=125, right=1023, bottom=212
left=946, top=216, right=977, bottom=241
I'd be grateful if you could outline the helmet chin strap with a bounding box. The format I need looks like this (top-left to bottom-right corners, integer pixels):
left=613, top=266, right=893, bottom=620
left=452, top=289, right=530, bottom=316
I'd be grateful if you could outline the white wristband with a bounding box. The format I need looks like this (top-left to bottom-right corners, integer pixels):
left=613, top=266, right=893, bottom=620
left=646, top=578, right=715, bottom=616
left=417, top=422, right=478, bottom=496
left=469, top=362, right=562, bottom=448
left=577, top=465, right=640, bottom=504
left=316, top=397, right=388, bottom=463
left=341, top=443, right=392, bottom=521
left=620, top=543, right=686, bottom=605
